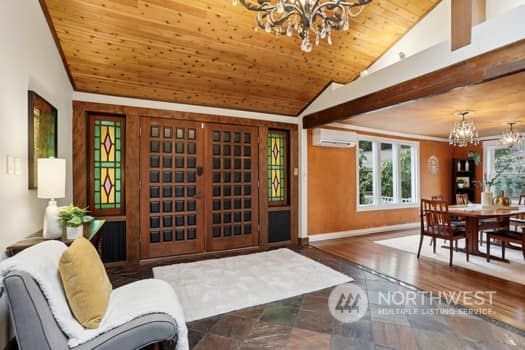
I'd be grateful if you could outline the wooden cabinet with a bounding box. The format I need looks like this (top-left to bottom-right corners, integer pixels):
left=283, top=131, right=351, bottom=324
left=452, top=158, right=475, bottom=203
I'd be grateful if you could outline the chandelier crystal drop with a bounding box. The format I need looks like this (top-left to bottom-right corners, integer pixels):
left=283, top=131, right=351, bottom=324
left=232, top=0, right=372, bottom=52
left=449, top=111, right=479, bottom=147
left=499, top=122, right=522, bottom=148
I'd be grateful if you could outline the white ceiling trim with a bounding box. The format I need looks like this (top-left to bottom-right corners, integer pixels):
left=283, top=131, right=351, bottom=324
left=72, top=92, right=299, bottom=125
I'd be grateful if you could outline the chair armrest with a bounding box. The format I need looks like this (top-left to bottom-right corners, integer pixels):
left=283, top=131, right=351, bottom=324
left=74, top=313, right=178, bottom=350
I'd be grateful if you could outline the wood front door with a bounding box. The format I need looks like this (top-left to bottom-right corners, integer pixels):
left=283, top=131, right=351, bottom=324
left=140, top=118, right=205, bottom=258
left=205, top=125, right=259, bottom=251
left=140, top=119, right=260, bottom=259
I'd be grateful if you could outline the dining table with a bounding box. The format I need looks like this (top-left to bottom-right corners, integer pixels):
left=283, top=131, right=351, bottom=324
left=447, top=204, right=525, bottom=261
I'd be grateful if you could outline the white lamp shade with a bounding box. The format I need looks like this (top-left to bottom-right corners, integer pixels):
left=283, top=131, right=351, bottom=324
left=37, top=158, right=66, bottom=199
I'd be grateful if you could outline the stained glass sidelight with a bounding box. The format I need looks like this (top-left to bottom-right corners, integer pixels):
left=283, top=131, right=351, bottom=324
left=91, top=118, right=124, bottom=214
left=267, top=130, right=288, bottom=205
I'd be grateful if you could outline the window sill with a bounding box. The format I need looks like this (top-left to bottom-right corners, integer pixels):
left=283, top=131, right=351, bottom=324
left=356, top=203, right=419, bottom=212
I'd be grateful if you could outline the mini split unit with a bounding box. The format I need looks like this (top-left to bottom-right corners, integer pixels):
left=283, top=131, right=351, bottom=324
left=312, top=128, right=357, bottom=148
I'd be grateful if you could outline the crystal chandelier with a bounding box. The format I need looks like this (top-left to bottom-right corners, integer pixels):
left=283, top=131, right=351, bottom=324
left=499, top=122, right=522, bottom=148
left=232, top=0, right=372, bottom=52
left=449, top=111, right=479, bottom=147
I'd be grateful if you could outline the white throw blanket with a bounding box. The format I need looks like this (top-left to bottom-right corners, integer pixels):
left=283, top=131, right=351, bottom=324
left=0, top=241, right=188, bottom=350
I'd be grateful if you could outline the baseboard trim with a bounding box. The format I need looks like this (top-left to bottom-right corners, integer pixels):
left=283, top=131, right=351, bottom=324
left=308, top=222, right=419, bottom=242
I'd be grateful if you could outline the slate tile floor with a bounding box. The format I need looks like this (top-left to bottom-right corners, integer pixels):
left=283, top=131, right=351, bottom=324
left=107, top=247, right=525, bottom=349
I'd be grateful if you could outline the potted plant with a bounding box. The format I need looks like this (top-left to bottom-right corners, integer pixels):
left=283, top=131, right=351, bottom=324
left=456, top=178, right=465, bottom=189
left=58, top=204, right=94, bottom=240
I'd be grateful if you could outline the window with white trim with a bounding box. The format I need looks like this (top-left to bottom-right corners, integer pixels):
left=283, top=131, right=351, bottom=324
left=357, top=136, right=419, bottom=210
left=483, top=140, right=525, bottom=201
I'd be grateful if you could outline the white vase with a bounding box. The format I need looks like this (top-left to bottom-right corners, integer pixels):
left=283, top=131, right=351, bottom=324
left=481, top=192, right=494, bottom=209
left=66, top=226, right=83, bottom=240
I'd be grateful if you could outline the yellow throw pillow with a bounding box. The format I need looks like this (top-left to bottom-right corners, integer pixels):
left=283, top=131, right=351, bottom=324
left=59, top=236, right=112, bottom=329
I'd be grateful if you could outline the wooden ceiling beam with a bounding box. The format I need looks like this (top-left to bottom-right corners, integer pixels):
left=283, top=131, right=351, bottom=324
left=302, top=39, right=525, bottom=129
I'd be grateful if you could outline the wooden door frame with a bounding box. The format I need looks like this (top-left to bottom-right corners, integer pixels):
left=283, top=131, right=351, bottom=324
left=204, top=123, right=260, bottom=251
left=139, top=117, right=206, bottom=259
left=73, top=101, right=298, bottom=265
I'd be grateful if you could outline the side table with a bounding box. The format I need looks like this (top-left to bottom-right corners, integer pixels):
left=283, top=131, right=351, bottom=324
left=5, top=219, right=105, bottom=257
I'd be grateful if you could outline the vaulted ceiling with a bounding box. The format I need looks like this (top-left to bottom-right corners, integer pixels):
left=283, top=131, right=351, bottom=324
left=40, top=0, right=440, bottom=116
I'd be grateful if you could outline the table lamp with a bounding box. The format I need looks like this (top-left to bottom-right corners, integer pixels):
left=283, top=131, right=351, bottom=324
left=37, top=158, right=66, bottom=239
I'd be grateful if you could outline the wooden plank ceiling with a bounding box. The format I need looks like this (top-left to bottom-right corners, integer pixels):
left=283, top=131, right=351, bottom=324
left=41, top=0, right=440, bottom=116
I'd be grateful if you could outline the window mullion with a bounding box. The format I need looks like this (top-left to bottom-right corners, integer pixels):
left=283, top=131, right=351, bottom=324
left=373, top=141, right=380, bottom=205
left=392, top=144, right=400, bottom=204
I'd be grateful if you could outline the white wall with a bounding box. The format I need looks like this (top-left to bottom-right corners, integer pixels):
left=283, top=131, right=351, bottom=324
left=368, top=0, right=525, bottom=74
left=486, top=0, right=525, bottom=18
left=0, top=0, right=73, bottom=250
left=367, top=0, right=451, bottom=74
left=0, top=0, right=73, bottom=346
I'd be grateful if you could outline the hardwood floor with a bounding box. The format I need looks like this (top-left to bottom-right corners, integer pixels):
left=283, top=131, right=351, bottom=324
left=312, top=229, right=525, bottom=331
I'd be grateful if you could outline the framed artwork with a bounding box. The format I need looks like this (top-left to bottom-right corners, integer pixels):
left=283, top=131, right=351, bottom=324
left=28, top=90, right=57, bottom=189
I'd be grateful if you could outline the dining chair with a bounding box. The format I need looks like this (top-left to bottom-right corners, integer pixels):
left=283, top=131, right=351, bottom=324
left=455, top=193, right=468, bottom=205
left=486, top=229, right=525, bottom=262
left=428, top=195, right=464, bottom=249
left=418, top=199, right=470, bottom=267
left=510, top=194, right=525, bottom=232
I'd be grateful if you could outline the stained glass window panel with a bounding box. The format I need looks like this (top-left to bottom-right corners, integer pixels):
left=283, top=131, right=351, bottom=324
left=267, top=131, right=288, bottom=205
left=93, top=119, right=124, bottom=212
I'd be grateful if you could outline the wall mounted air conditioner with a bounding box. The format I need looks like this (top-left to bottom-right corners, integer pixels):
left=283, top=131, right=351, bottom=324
left=312, top=128, right=357, bottom=148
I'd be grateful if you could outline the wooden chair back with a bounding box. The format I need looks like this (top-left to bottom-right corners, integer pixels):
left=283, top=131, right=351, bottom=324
left=421, top=199, right=453, bottom=238
left=456, top=193, right=468, bottom=205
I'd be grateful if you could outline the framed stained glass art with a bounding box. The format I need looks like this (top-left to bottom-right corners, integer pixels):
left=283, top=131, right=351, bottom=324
left=28, top=91, right=57, bottom=189
left=267, top=130, right=288, bottom=206
left=88, top=115, right=125, bottom=216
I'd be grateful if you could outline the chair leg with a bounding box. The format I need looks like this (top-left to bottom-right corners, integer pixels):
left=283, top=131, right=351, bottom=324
left=455, top=240, right=458, bottom=252
left=465, top=238, right=470, bottom=262
left=502, top=241, right=506, bottom=260
left=449, top=241, right=453, bottom=267
left=479, top=231, right=483, bottom=246
left=433, top=237, right=437, bottom=254
left=522, top=245, right=525, bottom=261
left=486, top=235, right=491, bottom=262
left=417, top=234, right=424, bottom=259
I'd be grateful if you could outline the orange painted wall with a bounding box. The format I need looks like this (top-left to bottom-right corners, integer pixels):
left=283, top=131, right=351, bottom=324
left=308, top=130, right=454, bottom=235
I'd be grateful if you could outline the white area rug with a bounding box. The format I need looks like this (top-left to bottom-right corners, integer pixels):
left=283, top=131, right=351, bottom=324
left=375, top=234, right=525, bottom=285
left=153, top=248, right=352, bottom=321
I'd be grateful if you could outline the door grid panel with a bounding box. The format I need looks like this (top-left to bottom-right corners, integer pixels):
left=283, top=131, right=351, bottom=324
left=140, top=119, right=204, bottom=258
left=205, top=125, right=259, bottom=251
